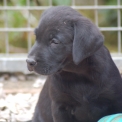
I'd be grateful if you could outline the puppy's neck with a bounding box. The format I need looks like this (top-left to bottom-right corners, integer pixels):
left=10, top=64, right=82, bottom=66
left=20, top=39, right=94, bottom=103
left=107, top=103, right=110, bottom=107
left=62, top=56, right=100, bottom=83
left=63, top=58, right=89, bottom=75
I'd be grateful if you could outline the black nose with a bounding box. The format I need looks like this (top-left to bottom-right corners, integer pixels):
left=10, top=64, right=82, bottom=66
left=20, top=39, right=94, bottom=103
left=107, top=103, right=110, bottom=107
left=26, top=58, right=37, bottom=66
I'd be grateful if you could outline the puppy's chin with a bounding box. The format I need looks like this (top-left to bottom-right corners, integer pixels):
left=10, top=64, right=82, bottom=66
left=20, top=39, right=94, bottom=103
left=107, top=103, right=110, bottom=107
left=33, top=67, right=62, bottom=75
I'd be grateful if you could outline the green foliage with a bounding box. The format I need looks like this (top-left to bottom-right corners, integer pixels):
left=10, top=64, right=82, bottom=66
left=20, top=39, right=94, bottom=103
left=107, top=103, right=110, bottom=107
left=104, top=0, right=117, bottom=5
left=9, top=32, right=28, bottom=53
left=30, top=0, right=49, bottom=6
left=7, top=0, right=26, bottom=6
left=0, top=11, right=4, bottom=27
left=0, top=32, right=5, bottom=53
left=53, top=0, right=71, bottom=6
left=7, top=11, right=27, bottom=28
left=103, top=31, right=118, bottom=52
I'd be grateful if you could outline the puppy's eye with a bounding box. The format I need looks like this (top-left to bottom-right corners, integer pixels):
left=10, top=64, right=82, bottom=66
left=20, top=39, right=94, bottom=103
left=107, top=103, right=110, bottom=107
left=51, top=38, right=60, bottom=44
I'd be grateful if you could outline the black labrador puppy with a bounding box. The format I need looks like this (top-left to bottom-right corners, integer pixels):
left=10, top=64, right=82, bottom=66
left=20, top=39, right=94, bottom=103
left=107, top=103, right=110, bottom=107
left=26, top=6, right=122, bottom=122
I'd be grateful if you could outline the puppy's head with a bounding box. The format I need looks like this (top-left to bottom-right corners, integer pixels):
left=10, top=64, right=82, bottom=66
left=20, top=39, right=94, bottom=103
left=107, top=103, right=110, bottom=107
left=26, top=6, right=104, bottom=75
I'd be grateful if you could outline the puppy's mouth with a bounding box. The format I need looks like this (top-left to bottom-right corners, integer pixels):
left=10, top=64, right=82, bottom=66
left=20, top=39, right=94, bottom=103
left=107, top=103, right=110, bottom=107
left=27, top=57, right=68, bottom=75
left=27, top=65, right=34, bottom=72
left=34, top=65, right=63, bottom=75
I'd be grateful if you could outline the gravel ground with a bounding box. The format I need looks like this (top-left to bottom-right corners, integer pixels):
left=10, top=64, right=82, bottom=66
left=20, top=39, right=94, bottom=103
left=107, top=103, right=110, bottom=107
left=0, top=92, right=39, bottom=122
left=0, top=74, right=46, bottom=122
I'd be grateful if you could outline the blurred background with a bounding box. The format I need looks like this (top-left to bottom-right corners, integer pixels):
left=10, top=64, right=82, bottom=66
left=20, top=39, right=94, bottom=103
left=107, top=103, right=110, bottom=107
left=0, top=0, right=122, bottom=122
left=0, top=0, right=122, bottom=54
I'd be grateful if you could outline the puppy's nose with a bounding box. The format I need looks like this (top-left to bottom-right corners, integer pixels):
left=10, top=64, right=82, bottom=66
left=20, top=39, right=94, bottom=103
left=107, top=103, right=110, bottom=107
left=26, top=58, right=37, bottom=66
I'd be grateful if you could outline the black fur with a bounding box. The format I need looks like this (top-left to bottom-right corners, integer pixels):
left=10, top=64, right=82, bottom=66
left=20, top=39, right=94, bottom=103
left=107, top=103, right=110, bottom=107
left=26, top=6, right=122, bottom=122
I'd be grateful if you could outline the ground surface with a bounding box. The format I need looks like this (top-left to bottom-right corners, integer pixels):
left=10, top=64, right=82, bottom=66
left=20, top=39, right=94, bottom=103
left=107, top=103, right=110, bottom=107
left=0, top=77, right=45, bottom=122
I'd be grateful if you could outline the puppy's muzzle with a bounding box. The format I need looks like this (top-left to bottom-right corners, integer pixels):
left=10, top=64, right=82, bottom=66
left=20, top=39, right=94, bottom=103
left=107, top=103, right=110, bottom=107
left=26, top=58, right=37, bottom=71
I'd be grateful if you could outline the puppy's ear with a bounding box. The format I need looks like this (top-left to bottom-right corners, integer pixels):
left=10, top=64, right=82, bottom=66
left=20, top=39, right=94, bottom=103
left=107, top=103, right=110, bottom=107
left=73, top=16, right=104, bottom=65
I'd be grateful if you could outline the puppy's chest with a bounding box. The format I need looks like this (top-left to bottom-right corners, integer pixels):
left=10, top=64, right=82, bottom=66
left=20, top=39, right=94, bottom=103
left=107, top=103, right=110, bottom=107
left=50, top=76, right=97, bottom=104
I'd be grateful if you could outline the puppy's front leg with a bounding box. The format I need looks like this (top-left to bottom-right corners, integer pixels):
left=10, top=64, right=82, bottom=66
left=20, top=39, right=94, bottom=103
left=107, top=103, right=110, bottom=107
left=52, top=102, right=74, bottom=122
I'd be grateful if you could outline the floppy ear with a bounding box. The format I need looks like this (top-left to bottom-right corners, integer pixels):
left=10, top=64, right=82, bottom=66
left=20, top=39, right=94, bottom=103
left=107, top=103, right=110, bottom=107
left=73, top=16, right=104, bottom=65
